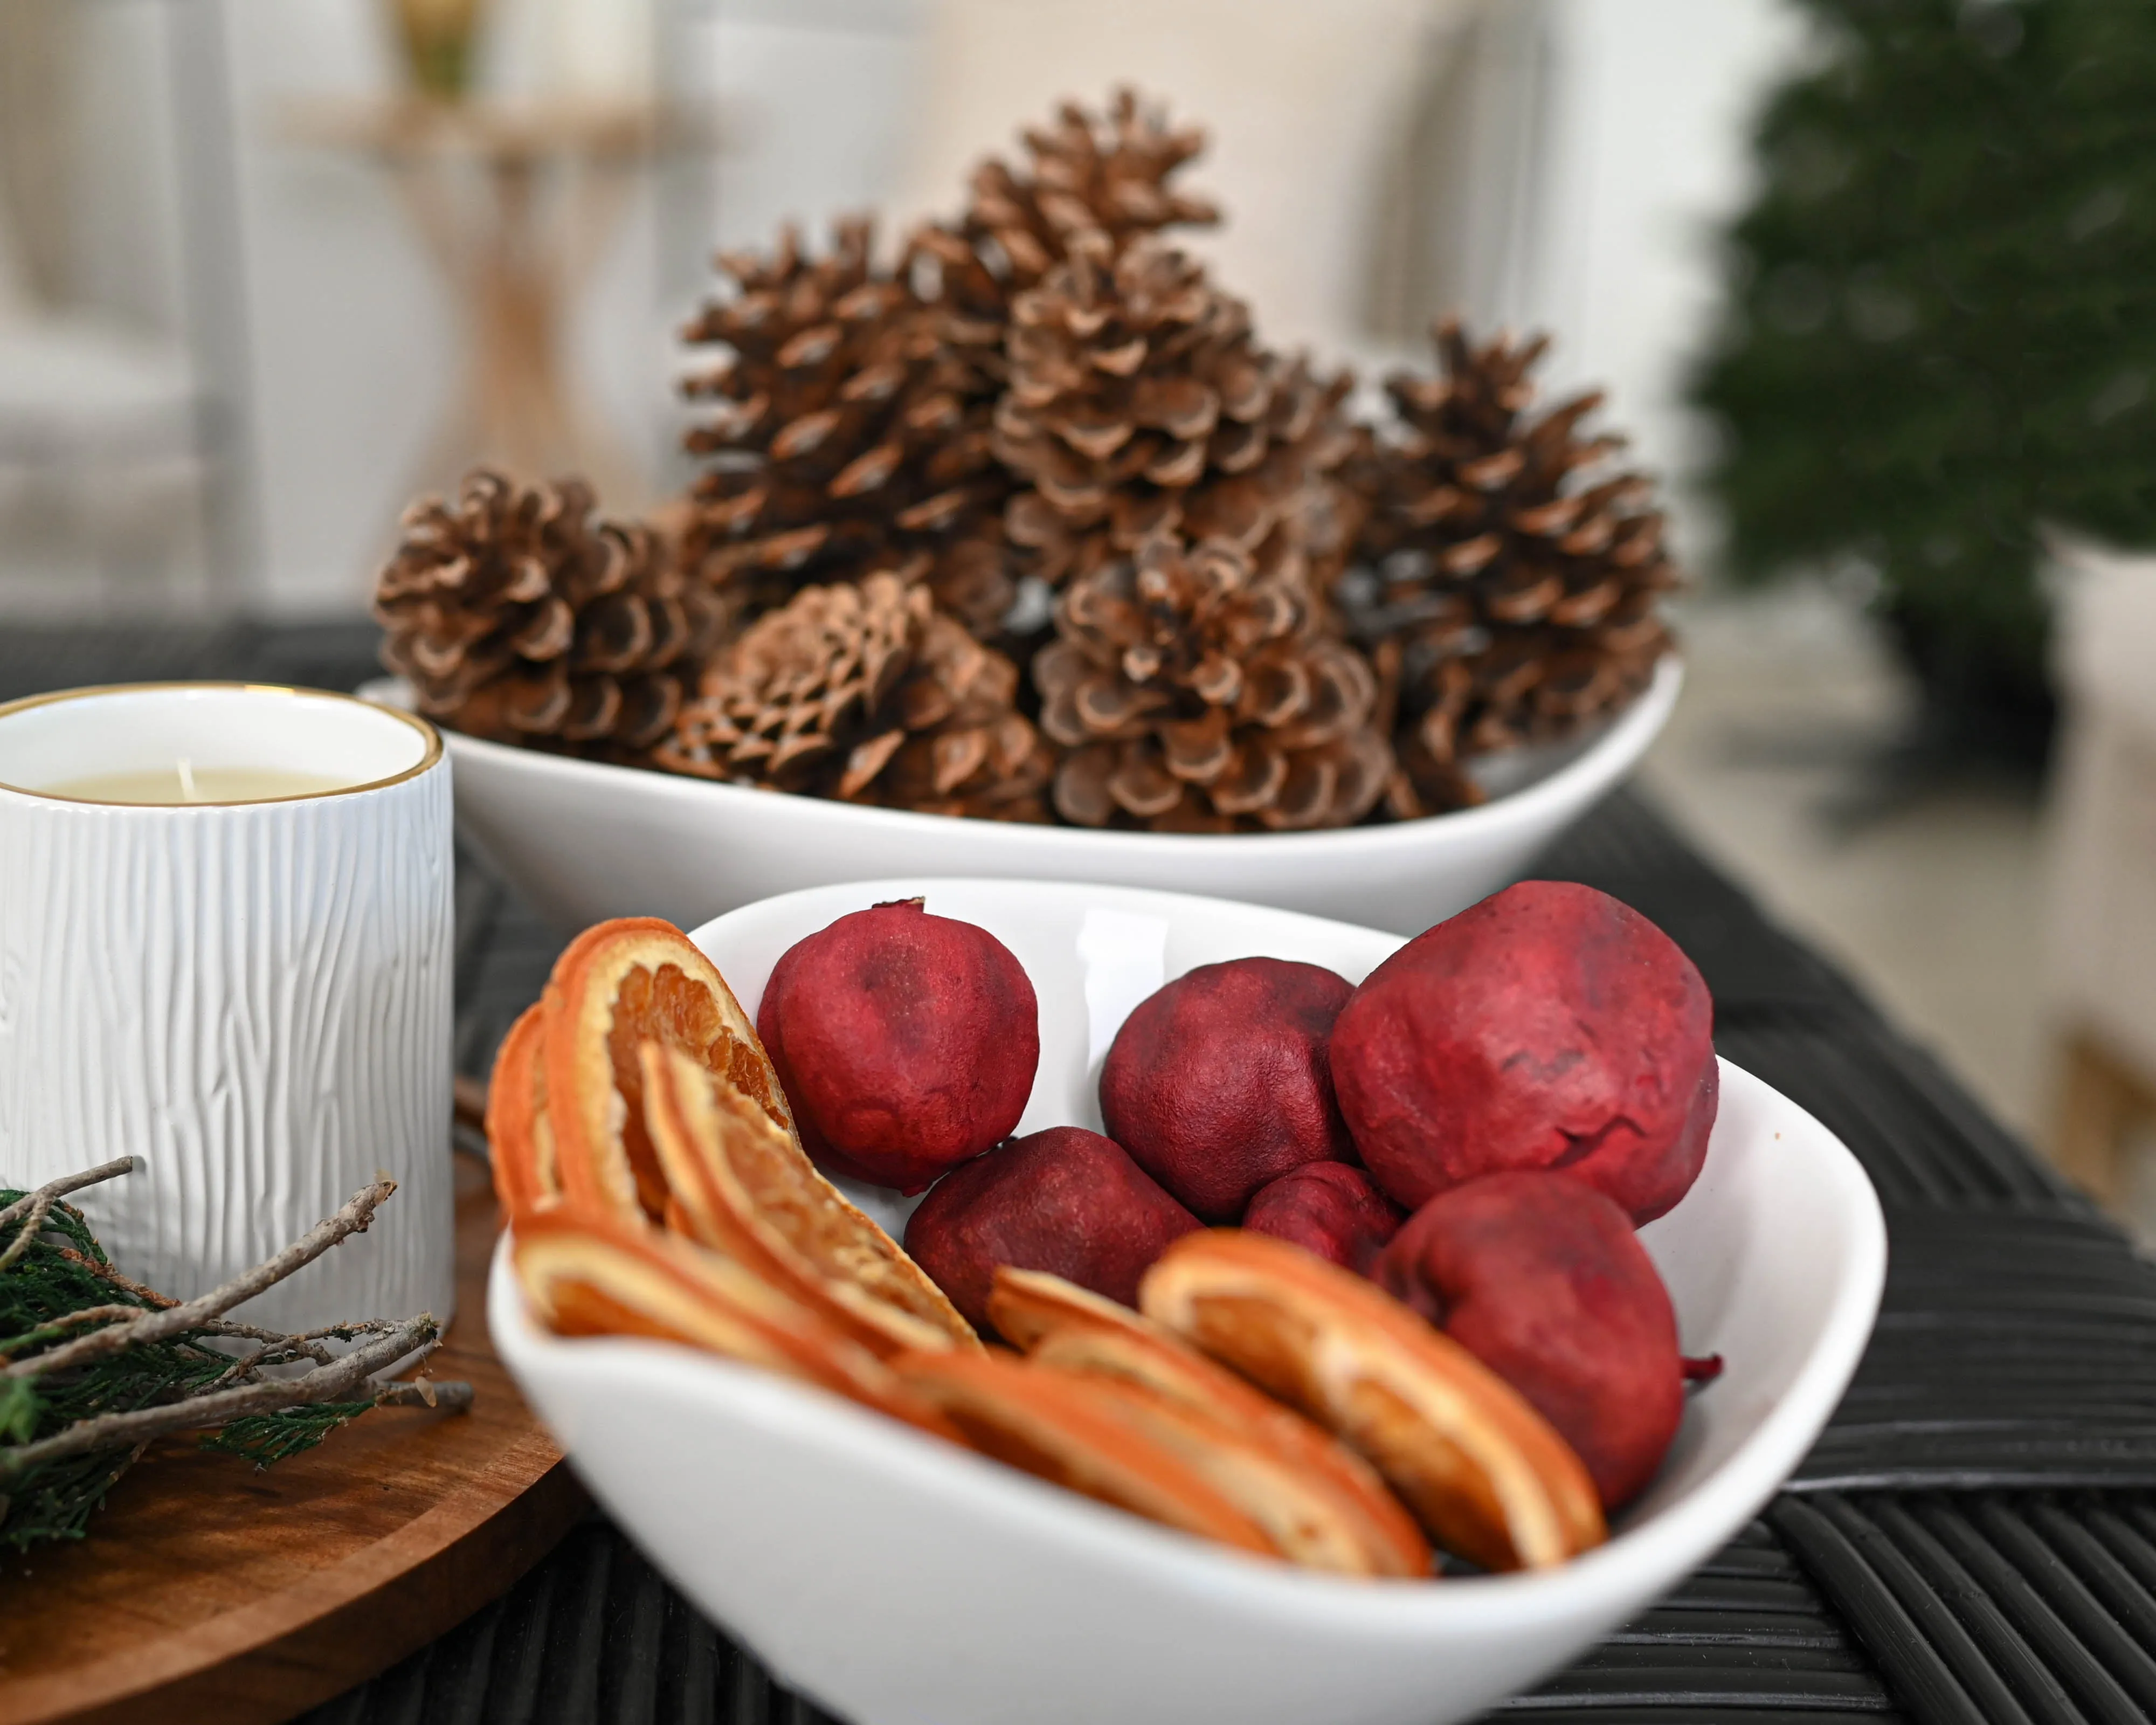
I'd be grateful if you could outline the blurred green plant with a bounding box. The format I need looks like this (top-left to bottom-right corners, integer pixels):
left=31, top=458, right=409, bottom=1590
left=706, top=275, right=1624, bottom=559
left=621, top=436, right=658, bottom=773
left=1689, top=0, right=2156, bottom=749
left=389, top=0, right=489, bottom=102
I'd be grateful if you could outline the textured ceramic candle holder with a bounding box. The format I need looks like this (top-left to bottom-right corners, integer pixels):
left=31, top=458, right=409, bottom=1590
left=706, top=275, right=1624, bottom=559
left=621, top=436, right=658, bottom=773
left=0, top=684, right=455, bottom=1333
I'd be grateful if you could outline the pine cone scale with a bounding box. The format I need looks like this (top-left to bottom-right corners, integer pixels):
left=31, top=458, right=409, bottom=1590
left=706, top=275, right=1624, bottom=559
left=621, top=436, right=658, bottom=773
left=658, top=574, right=1052, bottom=819
left=375, top=470, right=719, bottom=758
left=1036, top=537, right=1389, bottom=832
left=681, top=219, right=1017, bottom=634
left=1344, top=318, right=1678, bottom=810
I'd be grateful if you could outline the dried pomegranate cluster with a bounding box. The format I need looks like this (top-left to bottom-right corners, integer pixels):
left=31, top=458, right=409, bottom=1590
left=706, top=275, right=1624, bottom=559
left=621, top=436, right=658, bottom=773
left=493, top=879, right=1719, bottom=1576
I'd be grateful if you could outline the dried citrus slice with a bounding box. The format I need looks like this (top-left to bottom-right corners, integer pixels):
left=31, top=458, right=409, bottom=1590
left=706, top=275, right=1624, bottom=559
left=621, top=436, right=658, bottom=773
left=641, top=1041, right=977, bottom=1354
left=513, top=1210, right=958, bottom=1441
left=540, top=916, right=794, bottom=1225
left=487, top=1003, right=560, bottom=1222
left=989, top=1268, right=1429, bottom=1578
left=893, top=1348, right=1279, bottom=1560
left=1035, top=1357, right=1416, bottom=1576
left=1139, top=1231, right=1606, bottom=1571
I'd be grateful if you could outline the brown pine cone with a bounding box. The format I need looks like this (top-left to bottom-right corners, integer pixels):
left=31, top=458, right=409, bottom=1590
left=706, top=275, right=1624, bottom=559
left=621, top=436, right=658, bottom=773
left=992, top=237, right=1356, bottom=594
left=654, top=572, right=1055, bottom=822
left=375, top=470, right=723, bottom=750
left=1034, top=536, right=1391, bottom=832
left=906, top=88, right=1220, bottom=405
left=679, top=218, right=1012, bottom=636
left=1344, top=319, right=1678, bottom=816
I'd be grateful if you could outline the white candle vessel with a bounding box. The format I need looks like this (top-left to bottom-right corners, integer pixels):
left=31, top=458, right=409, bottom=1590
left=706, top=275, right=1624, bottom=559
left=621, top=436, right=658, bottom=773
left=0, top=684, right=455, bottom=1332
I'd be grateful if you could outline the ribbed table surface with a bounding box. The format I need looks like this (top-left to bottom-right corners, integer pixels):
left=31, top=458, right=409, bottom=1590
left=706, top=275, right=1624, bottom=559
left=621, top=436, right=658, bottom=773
left=8, top=623, right=2154, bottom=1725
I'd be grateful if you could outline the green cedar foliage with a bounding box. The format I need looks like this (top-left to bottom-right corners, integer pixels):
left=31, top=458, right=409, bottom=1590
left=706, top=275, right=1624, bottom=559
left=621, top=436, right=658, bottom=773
left=1689, top=0, right=2156, bottom=715
left=0, top=1191, right=371, bottom=1552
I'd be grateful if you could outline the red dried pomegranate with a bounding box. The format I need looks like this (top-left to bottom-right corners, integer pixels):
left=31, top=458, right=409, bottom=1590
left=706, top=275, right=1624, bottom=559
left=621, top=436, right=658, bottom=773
left=1331, top=880, right=1715, bottom=1222
left=904, top=1127, right=1201, bottom=1331
left=757, top=899, right=1037, bottom=1192
left=1242, top=1161, right=1402, bottom=1275
left=1375, top=1170, right=1684, bottom=1510
left=1100, top=957, right=1356, bottom=1222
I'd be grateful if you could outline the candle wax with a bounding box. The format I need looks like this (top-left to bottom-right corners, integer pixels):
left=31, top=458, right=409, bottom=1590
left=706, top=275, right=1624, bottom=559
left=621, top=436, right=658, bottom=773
left=39, top=765, right=356, bottom=805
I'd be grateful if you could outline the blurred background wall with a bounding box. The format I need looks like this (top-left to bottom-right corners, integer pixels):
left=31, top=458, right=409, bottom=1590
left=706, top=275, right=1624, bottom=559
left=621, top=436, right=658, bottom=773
left=0, top=0, right=1795, bottom=618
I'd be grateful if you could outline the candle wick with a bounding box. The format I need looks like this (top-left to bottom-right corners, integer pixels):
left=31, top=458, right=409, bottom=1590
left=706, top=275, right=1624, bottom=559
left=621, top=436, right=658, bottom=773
left=176, top=757, right=200, bottom=803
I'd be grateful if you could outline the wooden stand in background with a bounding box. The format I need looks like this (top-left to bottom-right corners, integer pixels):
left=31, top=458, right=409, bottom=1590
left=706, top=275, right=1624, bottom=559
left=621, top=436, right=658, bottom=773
left=280, top=95, right=689, bottom=507
left=0, top=1151, right=585, bottom=1725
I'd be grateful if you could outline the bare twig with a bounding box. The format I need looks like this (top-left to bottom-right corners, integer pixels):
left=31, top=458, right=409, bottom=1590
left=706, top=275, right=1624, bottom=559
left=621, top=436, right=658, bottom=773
left=54, top=1246, right=175, bottom=1307
left=186, top=1316, right=410, bottom=1377
left=0, top=1158, right=136, bottom=1235
left=5, top=1179, right=397, bottom=1382
left=0, top=1159, right=139, bottom=1274
left=195, top=1317, right=412, bottom=1390
left=0, top=1199, right=54, bottom=1275
left=0, top=1305, right=146, bottom=1360
left=0, top=1317, right=443, bottom=1479
left=376, top=1378, right=475, bottom=1414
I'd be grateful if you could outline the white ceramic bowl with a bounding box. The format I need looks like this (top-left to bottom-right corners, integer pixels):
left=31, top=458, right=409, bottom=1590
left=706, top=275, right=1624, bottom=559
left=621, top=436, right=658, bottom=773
left=493, top=876, right=1884, bottom=1725
left=381, top=656, right=1680, bottom=937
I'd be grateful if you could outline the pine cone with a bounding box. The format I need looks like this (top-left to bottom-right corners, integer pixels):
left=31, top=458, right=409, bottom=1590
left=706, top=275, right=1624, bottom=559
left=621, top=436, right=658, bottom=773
left=907, top=88, right=1221, bottom=403
left=1344, top=319, right=1678, bottom=816
left=654, top=572, right=1055, bottom=822
left=375, top=470, right=722, bottom=750
left=991, top=238, right=1355, bottom=592
left=679, top=218, right=1012, bottom=636
left=1034, top=536, right=1391, bottom=832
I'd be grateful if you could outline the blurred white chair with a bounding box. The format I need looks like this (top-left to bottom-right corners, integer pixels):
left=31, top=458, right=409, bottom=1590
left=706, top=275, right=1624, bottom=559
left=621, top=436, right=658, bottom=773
left=2042, top=541, right=2156, bottom=1203
left=892, top=0, right=1499, bottom=358
left=0, top=154, right=207, bottom=606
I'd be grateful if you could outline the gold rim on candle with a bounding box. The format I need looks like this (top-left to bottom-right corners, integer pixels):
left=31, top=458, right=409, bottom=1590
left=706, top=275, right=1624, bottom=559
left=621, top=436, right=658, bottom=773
left=0, top=682, right=445, bottom=806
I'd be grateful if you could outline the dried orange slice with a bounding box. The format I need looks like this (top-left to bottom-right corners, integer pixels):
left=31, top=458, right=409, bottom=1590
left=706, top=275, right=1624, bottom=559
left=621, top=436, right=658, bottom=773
left=513, top=1210, right=958, bottom=1441
left=487, top=1003, right=559, bottom=1223
left=987, top=1267, right=1167, bottom=1353
left=540, top=917, right=794, bottom=1225
left=641, top=1041, right=977, bottom=1355
left=893, top=1348, right=1279, bottom=1560
left=1139, top=1231, right=1606, bottom=1571
left=1034, top=1357, right=1417, bottom=1576
left=989, top=1269, right=1429, bottom=1578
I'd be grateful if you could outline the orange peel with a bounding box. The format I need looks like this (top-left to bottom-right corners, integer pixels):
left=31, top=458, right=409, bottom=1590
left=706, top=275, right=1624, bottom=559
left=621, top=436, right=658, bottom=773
left=990, top=1268, right=1429, bottom=1578
left=640, top=1040, right=978, bottom=1354
left=513, top=1210, right=958, bottom=1441
left=1140, top=1231, right=1606, bottom=1571
left=486, top=1003, right=559, bottom=1223
left=538, top=916, right=795, bottom=1225
left=893, top=1348, right=1279, bottom=1560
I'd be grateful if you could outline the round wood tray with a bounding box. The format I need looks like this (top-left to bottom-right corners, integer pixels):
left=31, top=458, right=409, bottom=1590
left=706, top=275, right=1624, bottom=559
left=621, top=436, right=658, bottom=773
left=0, top=1151, right=587, bottom=1725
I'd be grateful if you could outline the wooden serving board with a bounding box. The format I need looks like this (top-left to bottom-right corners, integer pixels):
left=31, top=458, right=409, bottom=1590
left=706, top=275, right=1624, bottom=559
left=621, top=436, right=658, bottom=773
left=0, top=1151, right=588, bottom=1725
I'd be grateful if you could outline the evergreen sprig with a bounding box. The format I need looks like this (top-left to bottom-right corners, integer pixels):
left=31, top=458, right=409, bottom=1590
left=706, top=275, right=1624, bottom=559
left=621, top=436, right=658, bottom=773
left=0, top=1161, right=471, bottom=1554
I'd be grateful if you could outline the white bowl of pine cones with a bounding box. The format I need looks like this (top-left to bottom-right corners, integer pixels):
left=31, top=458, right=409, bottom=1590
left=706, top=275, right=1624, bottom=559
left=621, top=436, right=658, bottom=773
left=369, top=93, right=1681, bottom=938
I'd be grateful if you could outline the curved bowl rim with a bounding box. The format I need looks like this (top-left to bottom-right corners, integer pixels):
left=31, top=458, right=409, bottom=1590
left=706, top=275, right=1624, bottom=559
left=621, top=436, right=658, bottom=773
left=397, top=654, right=1682, bottom=858
left=490, top=871, right=1885, bottom=1640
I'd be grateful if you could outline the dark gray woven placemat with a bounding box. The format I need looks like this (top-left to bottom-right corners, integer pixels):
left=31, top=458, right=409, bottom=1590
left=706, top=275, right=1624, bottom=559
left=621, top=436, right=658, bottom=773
left=9, top=624, right=2155, bottom=1724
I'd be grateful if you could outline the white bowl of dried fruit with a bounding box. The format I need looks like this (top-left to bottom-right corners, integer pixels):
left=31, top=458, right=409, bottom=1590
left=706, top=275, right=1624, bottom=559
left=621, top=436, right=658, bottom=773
left=489, top=874, right=1882, bottom=1725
